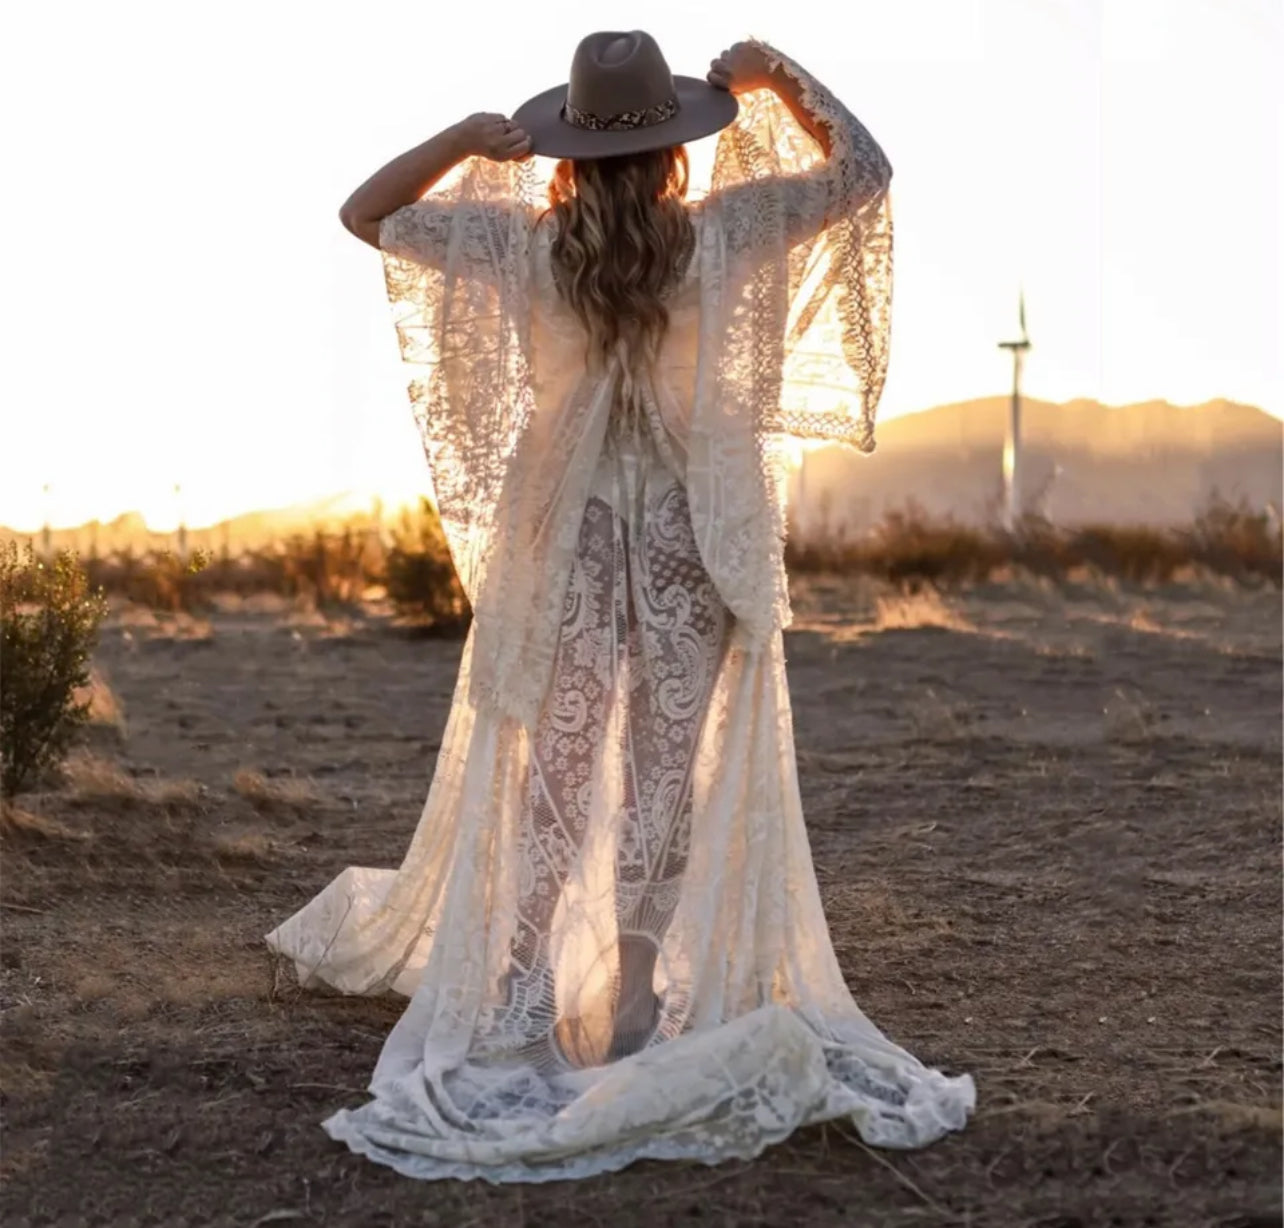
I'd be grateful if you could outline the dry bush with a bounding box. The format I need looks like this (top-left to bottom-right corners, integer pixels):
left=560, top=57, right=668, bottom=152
left=83, top=547, right=211, bottom=612
left=1182, top=493, right=1283, bottom=582
left=83, top=535, right=357, bottom=612
left=83, top=527, right=390, bottom=614
left=270, top=527, right=380, bottom=609
left=785, top=493, right=1282, bottom=587
left=787, top=499, right=1003, bottom=586
left=869, top=504, right=1006, bottom=586
left=1, top=542, right=109, bottom=796
left=38, top=492, right=1281, bottom=632
left=384, top=498, right=471, bottom=634
left=1055, top=523, right=1188, bottom=584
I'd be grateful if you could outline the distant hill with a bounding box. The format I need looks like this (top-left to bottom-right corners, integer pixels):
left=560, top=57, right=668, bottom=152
left=0, top=493, right=404, bottom=557
left=4, top=398, right=1278, bottom=555
left=788, top=397, right=1282, bottom=536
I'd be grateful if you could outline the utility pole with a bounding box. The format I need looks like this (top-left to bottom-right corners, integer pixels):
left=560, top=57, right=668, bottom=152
left=997, top=288, right=1032, bottom=532
left=41, top=483, right=52, bottom=561
left=174, top=483, right=188, bottom=564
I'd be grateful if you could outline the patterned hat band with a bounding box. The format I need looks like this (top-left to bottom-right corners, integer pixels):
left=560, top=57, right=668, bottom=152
left=562, top=95, right=679, bottom=132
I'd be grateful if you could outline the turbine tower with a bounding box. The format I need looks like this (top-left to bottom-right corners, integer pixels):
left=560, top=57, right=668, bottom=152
left=997, top=288, right=1031, bottom=532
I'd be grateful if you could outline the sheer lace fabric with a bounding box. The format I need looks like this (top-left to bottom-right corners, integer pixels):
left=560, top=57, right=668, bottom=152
left=265, top=40, right=975, bottom=1181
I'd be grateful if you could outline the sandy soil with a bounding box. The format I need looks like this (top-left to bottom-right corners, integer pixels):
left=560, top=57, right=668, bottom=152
left=2, top=573, right=1280, bottom=1227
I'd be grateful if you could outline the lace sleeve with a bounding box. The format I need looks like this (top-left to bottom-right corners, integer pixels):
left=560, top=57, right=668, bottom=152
left=379, top=200, right=450, bottom=266
left=685, top=41, right=894, bottom=647
left=696, top=39, right=894, bottom=457
left=709, top=44, right=893, bottom=254
left=375, top=158, right=541, bottom=654
left=379, top=198, right=531, bottom=277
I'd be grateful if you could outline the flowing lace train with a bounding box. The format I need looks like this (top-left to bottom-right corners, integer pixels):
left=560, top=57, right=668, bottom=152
left=266, top=423, right=976, bottom=1181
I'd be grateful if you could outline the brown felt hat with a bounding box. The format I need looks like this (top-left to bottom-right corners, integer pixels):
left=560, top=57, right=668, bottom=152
left=512, top=30, right=738, bottom=159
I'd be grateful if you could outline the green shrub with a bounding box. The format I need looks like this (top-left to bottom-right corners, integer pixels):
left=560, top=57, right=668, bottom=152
left=384, top=498, right=471, bottom=634
left=1, top=542, right=109, bottom=796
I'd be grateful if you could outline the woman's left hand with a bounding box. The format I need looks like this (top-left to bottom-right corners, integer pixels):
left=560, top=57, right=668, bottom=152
left=457, top=112, right=533, bottom=162
left=707, top=43, right=772, bottom=95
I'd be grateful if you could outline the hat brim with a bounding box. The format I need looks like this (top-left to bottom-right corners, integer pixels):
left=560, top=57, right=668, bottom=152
left=512, top=75, right=738, bottom=159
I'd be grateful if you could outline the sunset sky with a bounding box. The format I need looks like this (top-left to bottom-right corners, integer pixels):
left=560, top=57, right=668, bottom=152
left=2, top=0, right=1279, bottom=531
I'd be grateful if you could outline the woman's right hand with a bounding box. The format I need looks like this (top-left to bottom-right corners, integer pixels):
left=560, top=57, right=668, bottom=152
left=707, top=43, right=772, bottom=95
left=456, top=112, right=532, bottom=162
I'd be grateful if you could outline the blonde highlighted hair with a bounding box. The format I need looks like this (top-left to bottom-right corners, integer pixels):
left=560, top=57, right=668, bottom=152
left=547, top=147, right=695, bottom=408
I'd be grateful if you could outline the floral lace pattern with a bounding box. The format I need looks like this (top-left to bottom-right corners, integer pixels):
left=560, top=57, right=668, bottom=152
left=265, top=42, right=972, bottom=1183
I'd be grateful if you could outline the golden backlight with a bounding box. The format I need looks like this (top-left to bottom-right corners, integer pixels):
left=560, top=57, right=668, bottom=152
left=2, top=1, right=1278, bottom=534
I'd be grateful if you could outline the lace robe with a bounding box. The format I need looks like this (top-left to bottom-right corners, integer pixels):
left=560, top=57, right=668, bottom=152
left=264, top=41, right=976, bottom=1181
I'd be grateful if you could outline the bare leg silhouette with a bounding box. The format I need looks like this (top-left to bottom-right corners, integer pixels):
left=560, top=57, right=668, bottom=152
left=505, top=469, right=730, bottom=1068
left=610, top=480, right=730, bottom=1056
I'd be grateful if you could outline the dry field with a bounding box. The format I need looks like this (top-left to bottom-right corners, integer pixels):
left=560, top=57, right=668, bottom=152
left=2, top=572, right=1280, bottom=1226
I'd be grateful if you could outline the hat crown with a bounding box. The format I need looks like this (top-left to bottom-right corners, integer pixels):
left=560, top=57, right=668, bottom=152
left=566, top=31, right=676, bottom=118
left=510, top=29, right=736, bottom=158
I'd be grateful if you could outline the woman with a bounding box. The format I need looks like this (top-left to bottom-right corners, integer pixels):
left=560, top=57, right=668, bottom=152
left=266, top=32, right=976, bottom=1181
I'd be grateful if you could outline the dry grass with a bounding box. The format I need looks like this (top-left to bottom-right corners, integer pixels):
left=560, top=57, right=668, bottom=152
left=233, top=769, right=323, bottom=815
left=906, top=688, right=976, bottom=741
left=161, top=612, right=214, bottom=641
left=60, top=751, right=206, bottom=811
left=0, top=801, right=85, bottom=844
left=872, top=588, right=974, bottom=633
left=111, top=601, right=162, bottom=628
left=1101, top=686, right=1160, bottom=743
left=210, top=831, right=275, bottom=863
left=0, top=583, right=1278, bottom=1225
left=73, top=666, right=128, bottom=737
left=2, top=757, right=281, bottom=912
left=1162, top=1101, right=1284, bottom=1132
left=68, top=972, right=118, bottom=1003
left=35, top=496, right=1281, bottom=626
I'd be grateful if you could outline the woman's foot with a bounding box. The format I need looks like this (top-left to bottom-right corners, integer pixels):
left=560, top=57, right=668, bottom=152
left=495, top=963, right=581, bottom=1074
left=607, top=987, right=662, bottom=1061
left=608, top=933, right=664, bottom=1060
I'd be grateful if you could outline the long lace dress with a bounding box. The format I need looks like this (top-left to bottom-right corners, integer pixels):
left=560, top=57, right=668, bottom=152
left=264, top=41, right=976, bottom=1181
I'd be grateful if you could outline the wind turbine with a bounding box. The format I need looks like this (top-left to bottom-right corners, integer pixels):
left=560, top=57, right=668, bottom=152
left=997, top=288, right=1032, bottom=532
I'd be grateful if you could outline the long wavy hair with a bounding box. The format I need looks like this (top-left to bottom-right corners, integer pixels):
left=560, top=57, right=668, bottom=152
left=547, top=146, right=695, bottom=406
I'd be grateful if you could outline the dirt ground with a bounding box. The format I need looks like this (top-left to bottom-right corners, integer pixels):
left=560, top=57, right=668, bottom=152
left=2, top=572, right=1280, bottom=1227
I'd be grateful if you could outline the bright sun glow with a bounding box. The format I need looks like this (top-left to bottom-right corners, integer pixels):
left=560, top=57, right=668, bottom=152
left=1, top=0, right=1278, bottom=532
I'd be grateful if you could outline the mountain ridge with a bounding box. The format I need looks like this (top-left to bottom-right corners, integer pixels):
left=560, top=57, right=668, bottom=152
left=791, top=396, right=1280, bottom=534
left=4, top=397, right=1278, bottom=549
left=875, top=396, right=1277, bottom=453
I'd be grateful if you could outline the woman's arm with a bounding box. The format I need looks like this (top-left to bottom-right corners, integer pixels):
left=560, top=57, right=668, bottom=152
left=339, top=113, right=532, bottom=250
left=705, top=41, right=891, bottom=247
left=707, top=43, right=831, bottom=156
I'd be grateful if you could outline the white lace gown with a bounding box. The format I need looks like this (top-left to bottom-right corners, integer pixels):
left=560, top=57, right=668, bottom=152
left=264, top=42, right=976, bottom=1182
